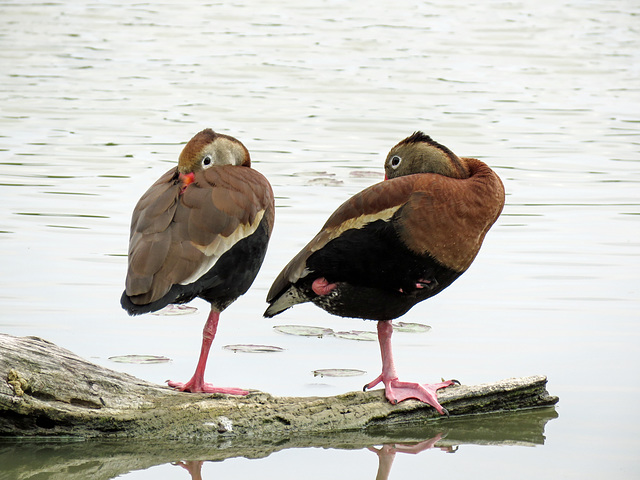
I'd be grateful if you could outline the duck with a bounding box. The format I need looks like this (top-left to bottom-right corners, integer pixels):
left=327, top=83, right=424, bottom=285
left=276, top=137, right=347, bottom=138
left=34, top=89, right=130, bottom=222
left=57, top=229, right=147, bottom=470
left=121, top=128, right=275, bottom=394
left=264, top=132, right=504, bottom=414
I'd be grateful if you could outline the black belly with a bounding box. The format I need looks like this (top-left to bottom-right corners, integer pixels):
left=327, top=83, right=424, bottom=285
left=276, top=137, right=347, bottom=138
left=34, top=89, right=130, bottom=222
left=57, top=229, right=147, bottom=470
left=301, top=219, right=463, bottom=321
left=121, top=217, right=271, bottom=315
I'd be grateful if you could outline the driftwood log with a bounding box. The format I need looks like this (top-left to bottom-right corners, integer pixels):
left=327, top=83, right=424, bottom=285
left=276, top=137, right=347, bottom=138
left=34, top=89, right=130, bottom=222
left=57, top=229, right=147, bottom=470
left=0, top=334, right=558, bottom=442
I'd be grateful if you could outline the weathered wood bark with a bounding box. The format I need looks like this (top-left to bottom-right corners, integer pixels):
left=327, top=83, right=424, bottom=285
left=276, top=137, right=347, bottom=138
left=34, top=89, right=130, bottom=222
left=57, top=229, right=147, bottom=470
left=0, top=333, right=558, bottom=440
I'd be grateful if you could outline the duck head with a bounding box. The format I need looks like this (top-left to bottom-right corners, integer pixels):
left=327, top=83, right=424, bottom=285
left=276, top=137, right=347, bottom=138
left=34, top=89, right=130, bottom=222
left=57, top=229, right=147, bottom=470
left=384, top=132, right=470, bottom=180
left=177, top=128, right=251, bottom=175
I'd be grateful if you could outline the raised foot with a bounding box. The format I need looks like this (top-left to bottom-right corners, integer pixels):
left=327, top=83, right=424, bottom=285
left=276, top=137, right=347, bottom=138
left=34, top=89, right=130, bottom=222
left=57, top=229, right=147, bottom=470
left=364, top=376, right=459, bottom=415
left=311, top=277, right=337, bottom=296
left=167, top=379, right=248, bottom=395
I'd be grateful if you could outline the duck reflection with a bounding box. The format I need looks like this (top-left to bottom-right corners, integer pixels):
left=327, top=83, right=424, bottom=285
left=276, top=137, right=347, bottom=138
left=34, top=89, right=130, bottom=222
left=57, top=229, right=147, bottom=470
left=368, top=434, right=457, bottom=480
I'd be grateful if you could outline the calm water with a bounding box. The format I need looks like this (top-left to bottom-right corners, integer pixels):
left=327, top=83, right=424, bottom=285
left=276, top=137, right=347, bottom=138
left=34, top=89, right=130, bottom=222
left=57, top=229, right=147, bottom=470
left=1, top=0, right=639, bottom=478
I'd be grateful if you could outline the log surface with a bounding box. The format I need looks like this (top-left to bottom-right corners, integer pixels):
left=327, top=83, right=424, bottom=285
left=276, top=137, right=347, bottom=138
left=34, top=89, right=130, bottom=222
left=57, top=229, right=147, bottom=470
left=0, top=333, right=558, bottom=440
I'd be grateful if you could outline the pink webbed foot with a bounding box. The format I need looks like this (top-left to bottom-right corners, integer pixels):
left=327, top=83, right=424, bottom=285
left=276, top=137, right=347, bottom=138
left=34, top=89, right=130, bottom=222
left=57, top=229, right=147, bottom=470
left=167, top=377, right=248, bottom=396
left=367, top=432, right=446, bottom=457
left=364, top=375, right=459, bottom=416
left=312, top=277, right=337, bottom=296
left=365, top=320, right=458, bottom=415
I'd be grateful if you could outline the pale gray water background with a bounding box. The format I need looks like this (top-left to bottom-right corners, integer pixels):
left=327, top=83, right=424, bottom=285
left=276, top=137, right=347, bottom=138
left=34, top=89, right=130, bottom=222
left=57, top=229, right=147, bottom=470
left=1, top=0, right=639, bottom=478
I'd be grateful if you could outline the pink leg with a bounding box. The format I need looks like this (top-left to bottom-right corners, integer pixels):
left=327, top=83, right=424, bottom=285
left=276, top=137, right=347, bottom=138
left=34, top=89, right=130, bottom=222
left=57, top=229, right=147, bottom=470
left=363, top=320, right=457, bottom=415
left=312, top=277, right=337, bottom=296
left=172, top=460, right=204, bottom=480
left=167, top=309, right=248, bottom=395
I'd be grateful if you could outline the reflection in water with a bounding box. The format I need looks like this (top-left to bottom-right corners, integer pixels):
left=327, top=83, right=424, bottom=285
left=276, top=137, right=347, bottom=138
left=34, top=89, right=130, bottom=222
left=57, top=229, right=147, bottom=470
left=173, top=461, right=204, bottom=480
left=0, top=408, right=557, bottom=480
left=368, top=434, right=456, bottom=480
left=170, top=437, right=455, bottom=480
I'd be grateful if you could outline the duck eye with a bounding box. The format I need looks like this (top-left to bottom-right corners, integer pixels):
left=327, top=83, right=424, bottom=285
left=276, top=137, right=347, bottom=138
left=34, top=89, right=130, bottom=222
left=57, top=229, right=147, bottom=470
left=390, top=155, right=402, bottom=169
left=202, top=155, right=212, bottom=168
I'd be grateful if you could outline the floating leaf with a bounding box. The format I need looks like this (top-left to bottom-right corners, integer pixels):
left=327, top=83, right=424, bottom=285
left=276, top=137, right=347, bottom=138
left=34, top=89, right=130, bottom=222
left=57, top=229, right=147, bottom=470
left=273, top=325, right=334, bottom=338
left=223, top=344, right=284, bottom=353
left=334, top=330, right=378, bottom=342
left=108, top=355, right=171, bottom=364
left=313, top=368, right=367, bottom=378
left=152, top=304, right=198, bottom=316
left=393, top=322, right=432, bottom=333
left=292, top=171, right=335, bottom=177
left=307, top=178, right=344, bottom=186
left=349, top=170, right=383, bottom=179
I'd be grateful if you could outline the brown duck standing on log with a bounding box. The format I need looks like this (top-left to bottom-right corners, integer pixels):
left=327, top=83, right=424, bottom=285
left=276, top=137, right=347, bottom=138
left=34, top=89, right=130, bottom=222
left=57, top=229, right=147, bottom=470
left=121, top=129, right=275, bottom=394
left=265, top=132, right=504, bottom=415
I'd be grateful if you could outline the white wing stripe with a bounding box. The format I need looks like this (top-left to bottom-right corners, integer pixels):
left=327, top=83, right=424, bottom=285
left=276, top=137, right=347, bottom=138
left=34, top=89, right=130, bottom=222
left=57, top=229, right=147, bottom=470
left=179, top=209, right=265, bottom=285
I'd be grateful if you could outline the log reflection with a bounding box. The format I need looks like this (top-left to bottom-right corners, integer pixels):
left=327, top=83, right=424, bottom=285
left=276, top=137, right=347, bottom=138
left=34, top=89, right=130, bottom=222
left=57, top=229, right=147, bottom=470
left=0, top=407, right=557, bottom=480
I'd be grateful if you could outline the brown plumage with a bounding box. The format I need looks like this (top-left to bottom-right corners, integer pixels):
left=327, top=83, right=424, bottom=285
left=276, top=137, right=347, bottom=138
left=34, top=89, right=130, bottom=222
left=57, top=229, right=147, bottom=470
left=265, top=132, right=504, bottom=414
left=122, top=129, right=274, bottom=394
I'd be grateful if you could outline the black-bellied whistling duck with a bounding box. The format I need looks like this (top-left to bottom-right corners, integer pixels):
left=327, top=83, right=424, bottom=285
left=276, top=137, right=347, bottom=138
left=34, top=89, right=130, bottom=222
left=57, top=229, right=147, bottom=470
left=121, top=129, right=275, bottom=394
left=265, top=132, right=504, bottom=414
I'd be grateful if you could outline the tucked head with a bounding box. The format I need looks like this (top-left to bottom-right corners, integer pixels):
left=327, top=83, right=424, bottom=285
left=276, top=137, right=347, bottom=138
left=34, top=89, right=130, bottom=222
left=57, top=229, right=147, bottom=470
left=384, top=132, right=470, bottom=180
left=178, top=129, right=251, bottom=174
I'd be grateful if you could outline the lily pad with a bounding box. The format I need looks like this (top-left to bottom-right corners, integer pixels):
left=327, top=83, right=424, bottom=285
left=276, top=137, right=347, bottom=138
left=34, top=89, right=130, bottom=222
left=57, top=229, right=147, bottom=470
left=393, top=322, right=432, bottom=333
left=152, top=304, right=198, bottom=316
left=273, top=325, right=334, bottom=338
left=307, top=177, right=344, bottom=187
left=223, top=344, right=284, bottom=353
left=349, top=170, right=383, bottom=179
left=108, top=355, right=171, bottom=364
left=334, top=330, right=378, bottom=342
left=292, top=171, right=334, bottom=177
left=313, top=368, right=367, bottom=378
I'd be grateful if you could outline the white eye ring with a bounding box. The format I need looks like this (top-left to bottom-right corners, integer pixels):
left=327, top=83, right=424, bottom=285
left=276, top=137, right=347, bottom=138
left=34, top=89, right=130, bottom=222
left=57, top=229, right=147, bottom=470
left=390, top=155, right=402, bottom=169
left=202, top=155, right=213, bottom=168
